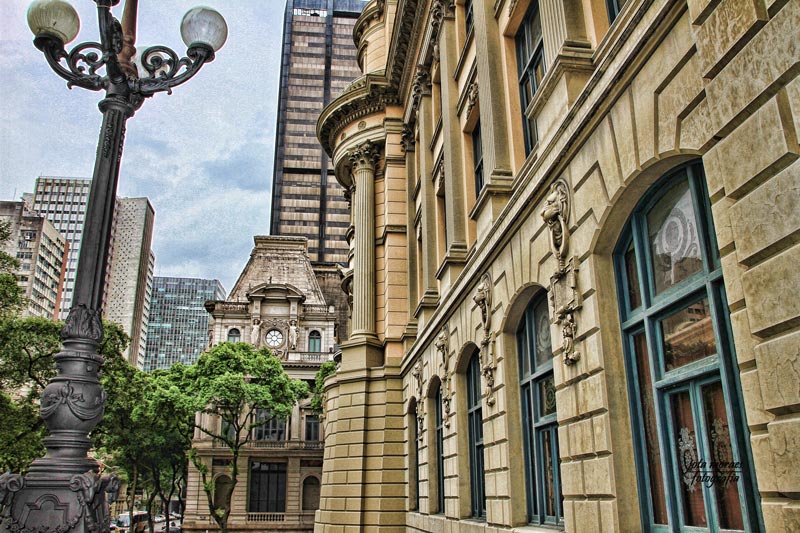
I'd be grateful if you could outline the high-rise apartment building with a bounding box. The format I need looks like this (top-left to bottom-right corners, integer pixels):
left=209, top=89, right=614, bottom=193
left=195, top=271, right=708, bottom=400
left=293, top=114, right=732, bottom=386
left=28, top=177, right=156, bottom=368
left=0, top=201, right=68, bottom=319
left=105, top=197, right=155, bottom=368
left=28, top=177, right=91, bottom=319
left=268, top=0, right=365, bottom=264
left=143, top=276, right=226, bottom=372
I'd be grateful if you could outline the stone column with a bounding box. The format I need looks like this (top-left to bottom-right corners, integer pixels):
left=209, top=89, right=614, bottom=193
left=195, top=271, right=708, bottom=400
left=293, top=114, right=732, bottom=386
left=348, top=141, right=381, bottom=339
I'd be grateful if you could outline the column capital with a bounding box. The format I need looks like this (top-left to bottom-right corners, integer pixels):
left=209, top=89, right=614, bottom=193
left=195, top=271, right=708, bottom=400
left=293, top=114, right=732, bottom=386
left=348, top=140, right=382, bottom=172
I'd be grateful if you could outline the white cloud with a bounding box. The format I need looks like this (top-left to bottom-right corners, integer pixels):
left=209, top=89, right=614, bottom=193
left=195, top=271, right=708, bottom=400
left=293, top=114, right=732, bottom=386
left=1, top=1, right=286, bottom=290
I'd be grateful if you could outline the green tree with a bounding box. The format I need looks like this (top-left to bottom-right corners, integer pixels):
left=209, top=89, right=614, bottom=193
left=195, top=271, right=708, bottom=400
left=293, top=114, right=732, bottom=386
left=310, top=360, right=336, bottom=412
left=154, top=342, right=309, bottom=533
left=0, top=220, right=24, bottom=317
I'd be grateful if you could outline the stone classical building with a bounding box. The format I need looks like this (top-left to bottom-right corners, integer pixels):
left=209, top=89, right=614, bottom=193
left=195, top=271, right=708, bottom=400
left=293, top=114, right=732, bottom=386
left=312, top=0, right=799, bottom=532
left=183, top=236, right=335, bottom=533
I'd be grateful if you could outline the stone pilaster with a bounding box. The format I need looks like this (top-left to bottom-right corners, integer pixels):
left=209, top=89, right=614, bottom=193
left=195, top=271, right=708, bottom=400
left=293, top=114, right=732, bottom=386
left=437, top=5, right=469, bottom=277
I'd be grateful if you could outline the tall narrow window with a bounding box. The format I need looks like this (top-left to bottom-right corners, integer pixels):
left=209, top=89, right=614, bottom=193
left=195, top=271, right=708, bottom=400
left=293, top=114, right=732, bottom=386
left=410, top=401, right=420, bottom=511
left=515, top=2, right=545, bottom=154
left=305, top=415, right=320, bottom=442
left=248, top=462, right=287, bottom=513
left=614, top=162, right=760, bottom=532
left=465, top=0, right=474, bottom=37
left=517, top=294, right=562, bottom=524
left=466, top=351, right=486, bottom=518
left=472, top=120, right=484, bottom=196
left=308, top=330, right=321, bottom=352
left=607, top=0, right=629, bottom=22
left=435, top=385, right=445, bottom=514
left=227, top=328, right=240, bottom=343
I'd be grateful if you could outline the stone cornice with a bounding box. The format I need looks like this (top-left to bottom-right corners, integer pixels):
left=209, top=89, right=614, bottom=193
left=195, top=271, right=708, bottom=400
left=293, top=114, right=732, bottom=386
left=317, top=71, right=400, bottom=158
left=386, top=0, right=426, bottom=95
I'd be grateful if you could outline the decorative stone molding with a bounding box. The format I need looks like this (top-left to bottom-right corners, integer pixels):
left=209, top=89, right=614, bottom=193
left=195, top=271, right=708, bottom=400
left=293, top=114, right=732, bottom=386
left=401, top=124, right=416, bottom=153
left=541, top=178, right=571, bottom=270
left=430, top=0, right=455, bottom=34
left=473, top=272, right=496, bottom=405
left=434, top=325, right=452, bottom=427
left=349, top=140, right=381, bottom=173
left=541, top=179, right=582, bottom=365
left=466, top=82, right=479, bottom=117
left=412, top=360, right=425, bottom=440
left=410, top=65, right=432, bottom=115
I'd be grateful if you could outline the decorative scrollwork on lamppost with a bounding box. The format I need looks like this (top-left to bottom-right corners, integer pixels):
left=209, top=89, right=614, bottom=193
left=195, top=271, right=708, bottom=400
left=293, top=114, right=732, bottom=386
left=0, top=2, right=227, bottom=533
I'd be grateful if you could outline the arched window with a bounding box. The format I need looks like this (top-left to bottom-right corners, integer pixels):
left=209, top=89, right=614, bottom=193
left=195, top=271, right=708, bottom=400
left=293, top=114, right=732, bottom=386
left=227, top=328, right=240, bottom=343
left=433, top=384, right=445, bottom=515
left=302, top=476, right=320, bottom=511
left=614, top=161, right=759, bottom=531
left=308, top=330, right=321, bottom=352
left=516, top=293, right=561, bottom=524
left=466, top=351, right=485, bottom=518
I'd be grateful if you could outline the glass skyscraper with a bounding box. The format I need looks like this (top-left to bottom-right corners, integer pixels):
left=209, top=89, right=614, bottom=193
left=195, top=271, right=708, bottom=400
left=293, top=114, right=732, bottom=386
left=143, top=276, right=226, bottom=371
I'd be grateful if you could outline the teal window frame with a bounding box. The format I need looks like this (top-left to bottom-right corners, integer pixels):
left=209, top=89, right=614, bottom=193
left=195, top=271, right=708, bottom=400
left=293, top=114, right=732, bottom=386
left=308, top=330, right=322, bottom=352
left=472, top=120, right=484, bottom=196
left=516, top=294, right=562, bottom=525
left=614, top=161, right=763, bottom=532
left=467, top=352, right=486, bottom=519
left=606, top=0, right=627, bottom=22
left=435, top=385, right=446, bottom=514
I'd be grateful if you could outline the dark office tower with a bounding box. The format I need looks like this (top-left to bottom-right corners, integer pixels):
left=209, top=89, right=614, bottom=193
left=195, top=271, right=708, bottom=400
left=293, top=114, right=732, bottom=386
left=143, top=277, right=226, bottom=371
left=269, top=0, right=365, bottom=263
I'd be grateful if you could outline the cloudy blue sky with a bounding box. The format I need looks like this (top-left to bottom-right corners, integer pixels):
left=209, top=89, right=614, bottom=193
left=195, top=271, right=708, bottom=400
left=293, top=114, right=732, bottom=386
left=0, top=1, right=290, bottom=292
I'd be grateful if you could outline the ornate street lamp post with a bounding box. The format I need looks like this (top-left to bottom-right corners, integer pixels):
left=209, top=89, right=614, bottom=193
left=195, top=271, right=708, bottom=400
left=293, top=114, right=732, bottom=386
left=0, top=1, right=226, bottom=531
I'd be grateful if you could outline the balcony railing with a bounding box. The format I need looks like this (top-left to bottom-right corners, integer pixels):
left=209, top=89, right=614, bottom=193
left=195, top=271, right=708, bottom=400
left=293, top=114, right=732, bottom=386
left=283, top=352, right=332, bottom=364
left=245, top=511, right=316, bottom=524
left=212, top=439, right=323, bottom=450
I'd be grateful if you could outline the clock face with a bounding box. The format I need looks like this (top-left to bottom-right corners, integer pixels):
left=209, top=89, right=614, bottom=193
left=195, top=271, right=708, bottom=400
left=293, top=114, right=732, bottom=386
left=265, top=329, right=284, bottom=348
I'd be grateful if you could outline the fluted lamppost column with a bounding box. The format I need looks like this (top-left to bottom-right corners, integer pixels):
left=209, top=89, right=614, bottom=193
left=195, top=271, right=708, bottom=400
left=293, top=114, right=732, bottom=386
left=348, top=141, right=381, bottom=339
left=0, top=2, right=226, bottom=532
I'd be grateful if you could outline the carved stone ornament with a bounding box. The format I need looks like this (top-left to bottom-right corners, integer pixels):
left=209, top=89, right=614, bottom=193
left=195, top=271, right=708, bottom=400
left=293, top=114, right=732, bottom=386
left=466, top=82, right=479, bottom=117
left=411, top=360, right=425, bottom=440
left=541, top=178, right=582, bottom=366
left=429, top=0, right=455, bottom=34
left=541, top=178, right=571, bottom=270
left=434, top=325, right=452, bottom=427
left=401, top=124, right=416, bottom=153
left=473, top=272, right=496, bottom=405
left=473, top=272, right=492, bottom=336
left=348, top=140, right=381, bottom=173
left=61, top=304, right=104, bottom=343
left=410, top=65, right=432, bottom=114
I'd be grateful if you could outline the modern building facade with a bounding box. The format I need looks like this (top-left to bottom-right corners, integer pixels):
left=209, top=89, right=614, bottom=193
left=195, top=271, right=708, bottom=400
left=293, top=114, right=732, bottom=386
left=143, top=276, right=226, bottom=371
left=269, top=0, right=366, bottom=264
left=183, top=236, right=336, bottom=533
left=27, top=176, right=91, bottom=320
left=28, top=177, right=156, bottom=368
left=312, top=0, right=800, bottom=532
left=105, top=197, right=156, bottom=368
left=0, top=201, right=68, bottom=319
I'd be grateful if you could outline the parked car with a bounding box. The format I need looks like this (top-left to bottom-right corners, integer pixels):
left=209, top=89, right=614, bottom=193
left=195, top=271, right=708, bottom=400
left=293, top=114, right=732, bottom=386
left=115, top=512, right=148, bottom=533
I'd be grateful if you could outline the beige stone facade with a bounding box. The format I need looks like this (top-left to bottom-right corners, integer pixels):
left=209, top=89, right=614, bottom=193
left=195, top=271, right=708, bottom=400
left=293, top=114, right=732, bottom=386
left=183, top=237, right=335, bottom=533
left=313, top=0, right=800, bottom=531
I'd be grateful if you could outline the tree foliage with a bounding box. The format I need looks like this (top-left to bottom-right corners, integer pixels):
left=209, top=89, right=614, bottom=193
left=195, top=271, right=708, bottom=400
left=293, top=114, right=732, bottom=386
left=310, top=360, right=336, bottom=412
left=0, top=220, right=24, bottom=317
left=153, top=342, right=309, bottom=533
